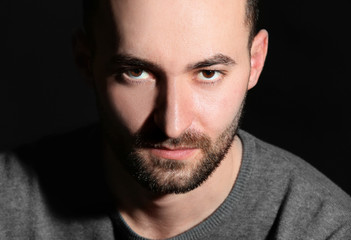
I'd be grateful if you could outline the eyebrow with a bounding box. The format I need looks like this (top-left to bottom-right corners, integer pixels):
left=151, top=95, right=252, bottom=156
left=187, top=53, right=236, bottom=70
left=109, top=54, right=163, bottom=73
left=108, top=53, right=236, bottom=73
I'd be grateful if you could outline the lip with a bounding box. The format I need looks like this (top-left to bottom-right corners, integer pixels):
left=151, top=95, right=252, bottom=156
left=149, top=147, right=198, bottom=160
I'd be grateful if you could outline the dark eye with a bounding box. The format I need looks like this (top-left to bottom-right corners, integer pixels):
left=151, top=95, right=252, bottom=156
left=124, top=69, right=150, bottom=80
left=197, top=70, right=221, bottom=82
left=202, top=70, right=215, bottom=78
left=128, top=69, right=144, bottom=77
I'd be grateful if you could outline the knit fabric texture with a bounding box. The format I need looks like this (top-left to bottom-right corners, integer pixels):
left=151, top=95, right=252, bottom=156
left=1, top=127, right=351, bottom=239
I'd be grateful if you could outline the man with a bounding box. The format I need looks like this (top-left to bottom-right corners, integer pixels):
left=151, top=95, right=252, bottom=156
left=1, top=0, right=351, bottom=239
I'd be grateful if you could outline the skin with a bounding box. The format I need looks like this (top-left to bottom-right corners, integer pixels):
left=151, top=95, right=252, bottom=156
left=74, top=0, right=268, bottom=238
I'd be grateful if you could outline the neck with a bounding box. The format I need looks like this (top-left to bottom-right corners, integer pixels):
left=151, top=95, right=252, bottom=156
left=103, top=136, right=242, bottom=239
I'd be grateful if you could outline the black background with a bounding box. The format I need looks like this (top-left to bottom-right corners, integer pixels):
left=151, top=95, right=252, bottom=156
left=1, top=1, right=350, bottom=194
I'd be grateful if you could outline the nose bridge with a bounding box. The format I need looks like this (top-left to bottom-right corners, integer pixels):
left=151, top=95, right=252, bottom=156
left=155, top=75, right=193, bottom=138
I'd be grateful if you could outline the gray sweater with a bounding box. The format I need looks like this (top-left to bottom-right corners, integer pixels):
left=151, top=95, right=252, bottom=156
left=1, top=127, right=351, bottom=239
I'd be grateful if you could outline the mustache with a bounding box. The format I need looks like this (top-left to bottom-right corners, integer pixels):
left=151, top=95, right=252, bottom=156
left=132, top=129, right=211, bottom=149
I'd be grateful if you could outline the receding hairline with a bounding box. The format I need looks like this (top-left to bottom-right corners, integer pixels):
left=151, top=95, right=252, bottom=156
left=83, top=0, right=259, bottom=48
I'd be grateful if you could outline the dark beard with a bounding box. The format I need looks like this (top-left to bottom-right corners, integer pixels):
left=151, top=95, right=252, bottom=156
left=119, top=105, right=243, bottom=195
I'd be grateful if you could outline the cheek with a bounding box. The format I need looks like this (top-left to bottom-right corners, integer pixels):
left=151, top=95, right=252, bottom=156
left=194, top=76, right=248, bottom=136
left=107, top=80, right=156, bottom=132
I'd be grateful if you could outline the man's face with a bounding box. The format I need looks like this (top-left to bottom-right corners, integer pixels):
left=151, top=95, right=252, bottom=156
left=90, top=0, right=257, bottom=194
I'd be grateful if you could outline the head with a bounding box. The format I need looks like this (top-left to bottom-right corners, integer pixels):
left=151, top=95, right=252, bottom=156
left=83, top=0, right=260, bottom=50
left=75, top=0, right=268, bottom=194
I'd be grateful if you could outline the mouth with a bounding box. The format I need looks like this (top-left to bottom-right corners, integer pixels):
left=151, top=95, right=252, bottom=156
left=149, top=146, right=199, bottom=160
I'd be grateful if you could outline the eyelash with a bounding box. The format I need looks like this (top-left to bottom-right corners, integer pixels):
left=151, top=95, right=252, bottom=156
left=113, top=68, right=151, bottom=85
left=114, top=68, right=226, bottom=85
left=196, top=69, right=226, bottom=85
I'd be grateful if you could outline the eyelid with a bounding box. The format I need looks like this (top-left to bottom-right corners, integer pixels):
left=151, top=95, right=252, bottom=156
left=120, top=68, right=156, bottom=84
left=195, top=69, right=226, bottom=84
left=125, top=69, right=150, bottom=79
left=113, top=65, right=227, bottom=85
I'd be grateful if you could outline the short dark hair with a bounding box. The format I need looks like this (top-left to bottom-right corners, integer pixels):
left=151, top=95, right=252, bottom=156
left=246, top=0, right=260, bottom=47
left=83, top=0, right=259, bottom=48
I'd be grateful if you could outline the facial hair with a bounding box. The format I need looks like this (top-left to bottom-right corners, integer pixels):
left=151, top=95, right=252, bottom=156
left=118, top=101, right=245, bottom=195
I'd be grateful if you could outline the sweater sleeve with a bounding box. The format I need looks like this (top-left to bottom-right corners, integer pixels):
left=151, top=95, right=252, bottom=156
left=327, top=221, right=351, bottom=240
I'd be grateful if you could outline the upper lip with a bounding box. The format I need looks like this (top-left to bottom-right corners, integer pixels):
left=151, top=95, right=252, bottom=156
left=151, top=145, right=197, bottom=151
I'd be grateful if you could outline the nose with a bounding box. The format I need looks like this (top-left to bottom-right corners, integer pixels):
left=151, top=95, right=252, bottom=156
left=154, top=77, right=194, bottom=138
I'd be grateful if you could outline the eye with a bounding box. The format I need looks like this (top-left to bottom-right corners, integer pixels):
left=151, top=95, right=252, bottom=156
left=197, top=70, right=222, bottom=82
left=125, top=69, right=150, bottom=80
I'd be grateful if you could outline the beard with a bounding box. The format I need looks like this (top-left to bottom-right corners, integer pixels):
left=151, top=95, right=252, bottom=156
left=113, top=101, right=245, bottom=195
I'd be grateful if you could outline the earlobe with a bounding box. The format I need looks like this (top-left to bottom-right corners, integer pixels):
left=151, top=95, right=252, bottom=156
left=248, top=29, right=269, bottom=90
left=72, top=28, right=94, bottom=86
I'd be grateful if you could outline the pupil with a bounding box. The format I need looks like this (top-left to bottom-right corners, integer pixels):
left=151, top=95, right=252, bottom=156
left=130, top=69, right=142, bottom=77
left=203, top=70, right=214, bottom=78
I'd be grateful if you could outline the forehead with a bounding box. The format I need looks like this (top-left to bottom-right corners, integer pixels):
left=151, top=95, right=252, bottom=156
left=109, top=0, right=247, bottom=23
left=95, top=0, right=249, bottom=67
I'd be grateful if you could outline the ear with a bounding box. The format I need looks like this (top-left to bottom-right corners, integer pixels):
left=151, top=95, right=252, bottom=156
left=72, top=28, right=94, bottom=86
left=248, top=29, right=269, bottom=90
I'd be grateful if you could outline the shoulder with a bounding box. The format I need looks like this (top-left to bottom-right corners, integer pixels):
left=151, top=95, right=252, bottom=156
left=0, top=151, right=36, bottom=198
left=0, top=150, right=41, bottom=237
left=238, top=129, right=350, bottom=198
left=0, top=125, right=113, bottom=237
left=0, top=123, right=104, bottom=211
left=237, top=130, right=351, bottom=238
